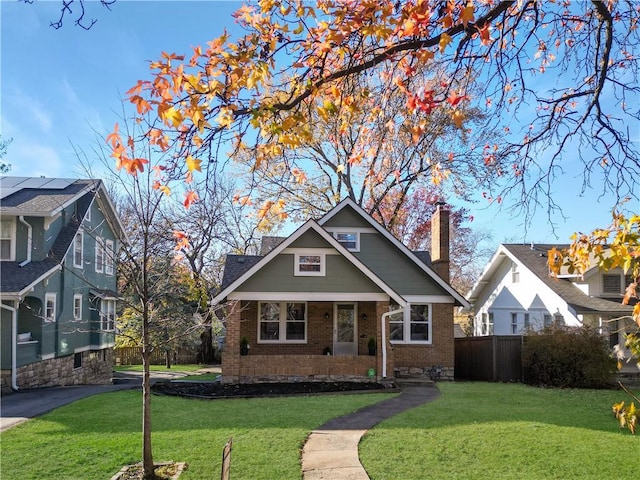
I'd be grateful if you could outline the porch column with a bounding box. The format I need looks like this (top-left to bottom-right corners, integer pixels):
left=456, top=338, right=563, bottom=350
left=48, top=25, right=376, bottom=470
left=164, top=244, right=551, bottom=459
left=376, top=301, right=393, bottom=380
left=221, top=300, right=241, bottom=384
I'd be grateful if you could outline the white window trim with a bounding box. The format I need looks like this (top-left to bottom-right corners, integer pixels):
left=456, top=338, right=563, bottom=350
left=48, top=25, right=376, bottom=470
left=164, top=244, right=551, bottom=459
left=389, top=302, right=432, bottom=345
left=95, top=237, right=104, bottom=273
left=100, top=298, right=116, bottom=331
left=0, top=218, right=16, bottom=261
left=104, top=239, right=114, bottom=276
left=85, top=205, right=91, bottom=222
left=257, top=301, right=308, bottom=344
left=73, top=294, right=83, bottom=320
left=45, top=293, right=57, bottom=322
left=333, top=231, right=360, bottom=252
left=511, top=263, right=520, bottom=283
left=511, top=312, right=518, bottom=334
left=73, top=230, right=84, bottom=268
left=294, top=253, right=326, bottom=276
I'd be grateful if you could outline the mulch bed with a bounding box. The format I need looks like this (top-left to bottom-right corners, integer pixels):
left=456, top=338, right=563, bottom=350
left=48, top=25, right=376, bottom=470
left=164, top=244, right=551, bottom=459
left=151, top=381, right=395, bottom=398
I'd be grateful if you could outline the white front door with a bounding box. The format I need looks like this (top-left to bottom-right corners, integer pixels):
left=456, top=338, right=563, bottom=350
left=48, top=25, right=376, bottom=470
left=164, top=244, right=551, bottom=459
left=334, top=303, right=357, bottom=356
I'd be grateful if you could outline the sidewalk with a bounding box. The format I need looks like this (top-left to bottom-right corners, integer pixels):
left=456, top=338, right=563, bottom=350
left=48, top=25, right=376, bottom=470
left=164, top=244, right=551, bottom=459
left=302, top=386, right=440, bottom=480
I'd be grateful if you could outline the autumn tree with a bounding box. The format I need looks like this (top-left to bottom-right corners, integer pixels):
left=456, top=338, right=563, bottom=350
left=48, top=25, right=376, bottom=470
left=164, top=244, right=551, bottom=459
left=109, top=0, right=638, bottom=226
left=21, top=0, right=116, bottom=29
left=0, top=135, right=12, bottom=173
left=549, top=209, right=640, bottom=433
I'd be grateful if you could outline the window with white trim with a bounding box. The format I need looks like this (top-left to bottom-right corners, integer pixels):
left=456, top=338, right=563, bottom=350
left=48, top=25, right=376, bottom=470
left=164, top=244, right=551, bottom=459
left=0, top=219, right=15, bottom=261
left=95, top=237, right=104, bottom=273
left=511, top=263, right=520, bottom=283
left=602, top=274, right=622, bottom=295
left=104, top=239, right=114, bottom=276
left=334, top=232, right=359, bottom=251
left=389, top=303, right=431, bottom=343
left=73, top=294, right=82, bottom=320
left=511, top=312, right=518, bottom=334
left=258, top=302, right=307, bottom=343
left=481, top=312, right=494, bottom=335
left=543, top=314, right=553, bottom=327
left=294, top=253, right=325, bottom=276
left=45, top=293, right=57, bottom=322
left=524, top=313, right=530, bottom=330
left=73, top=231, right=83, bottom=268
left=100, top=298, right=116, bottom=331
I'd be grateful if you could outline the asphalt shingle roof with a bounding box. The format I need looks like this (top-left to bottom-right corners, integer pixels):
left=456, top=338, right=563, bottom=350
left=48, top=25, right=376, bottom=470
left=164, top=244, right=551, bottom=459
left=219, top=255, right=263, bottom=291
left=503, top=243, right=633, bottom=315
left=0, top=178, right=95, bottom=216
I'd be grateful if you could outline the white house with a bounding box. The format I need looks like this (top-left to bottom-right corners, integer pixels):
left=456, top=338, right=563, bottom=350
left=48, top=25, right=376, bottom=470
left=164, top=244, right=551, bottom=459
left=466, top=243, right=634, bottom=355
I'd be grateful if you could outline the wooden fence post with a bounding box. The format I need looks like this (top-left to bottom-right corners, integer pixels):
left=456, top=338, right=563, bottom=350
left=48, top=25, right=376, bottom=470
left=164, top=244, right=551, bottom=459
left=221, top=437, right=233, bottom=480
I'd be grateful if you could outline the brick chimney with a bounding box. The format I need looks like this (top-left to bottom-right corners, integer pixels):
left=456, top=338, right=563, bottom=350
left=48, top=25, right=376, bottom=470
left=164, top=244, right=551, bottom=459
left=430, top=203, right=450, bottom=282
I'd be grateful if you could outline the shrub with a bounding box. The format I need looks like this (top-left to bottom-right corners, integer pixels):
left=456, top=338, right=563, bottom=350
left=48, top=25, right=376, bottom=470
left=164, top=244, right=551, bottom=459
left=522, top=325, right=617, bottom=388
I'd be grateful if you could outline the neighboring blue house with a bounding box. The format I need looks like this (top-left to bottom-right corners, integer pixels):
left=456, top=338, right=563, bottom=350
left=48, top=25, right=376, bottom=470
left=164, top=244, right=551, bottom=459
left=1, top=177, right=125, bottom=391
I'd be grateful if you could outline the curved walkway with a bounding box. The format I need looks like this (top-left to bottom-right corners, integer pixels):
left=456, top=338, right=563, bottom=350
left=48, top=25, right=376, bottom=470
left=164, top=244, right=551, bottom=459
left=301, top=386, right=440, bottom=480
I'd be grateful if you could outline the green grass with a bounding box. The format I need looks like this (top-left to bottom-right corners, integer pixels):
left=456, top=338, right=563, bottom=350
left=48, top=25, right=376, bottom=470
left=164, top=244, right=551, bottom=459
left=360, top=382, right=638, bottom=480
left=0, top=390, right=395, bottom=480
left=113, top=364, right=207, bottom=373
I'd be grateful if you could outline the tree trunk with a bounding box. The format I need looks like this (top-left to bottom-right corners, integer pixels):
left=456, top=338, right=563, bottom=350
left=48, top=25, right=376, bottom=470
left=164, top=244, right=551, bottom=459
left=197, top=325, right=215, bottom=364
left=165, top=350, right=171, bottom=369
left=142, top=344, right=155, bottom=478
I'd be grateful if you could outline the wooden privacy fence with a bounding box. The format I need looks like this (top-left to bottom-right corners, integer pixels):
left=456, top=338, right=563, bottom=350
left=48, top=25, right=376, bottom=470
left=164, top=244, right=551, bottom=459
left=114, top=346, right=199, bottom=365
left=455, top=336, right=523, bottom=382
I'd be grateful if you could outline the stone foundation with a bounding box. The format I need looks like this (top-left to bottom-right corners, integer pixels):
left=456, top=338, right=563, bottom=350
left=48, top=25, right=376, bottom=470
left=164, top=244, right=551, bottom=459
left=394, top=365, right=454, bottom=381
left=1, top=348, right=113, bottom=392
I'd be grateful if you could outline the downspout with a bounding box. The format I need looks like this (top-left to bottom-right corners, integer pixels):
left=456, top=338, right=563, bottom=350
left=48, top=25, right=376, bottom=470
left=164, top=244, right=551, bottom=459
left=1, top=301, right=19, bottom=390
left=381, top=307, right=404, bottom=379
left=18, top=216, right=31, bottom=267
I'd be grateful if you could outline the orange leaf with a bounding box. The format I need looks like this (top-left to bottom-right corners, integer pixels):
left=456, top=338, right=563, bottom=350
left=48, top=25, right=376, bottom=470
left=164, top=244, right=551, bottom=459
left=453, top=110, right=464, bottom=128
left=460, top=5, right=475, bottom=27
left=183, top=190, right=198, bottom=209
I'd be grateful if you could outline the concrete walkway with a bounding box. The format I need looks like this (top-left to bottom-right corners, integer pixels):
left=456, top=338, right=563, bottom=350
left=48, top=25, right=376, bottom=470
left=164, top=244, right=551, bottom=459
left=301, top=386, right=440, bottom=480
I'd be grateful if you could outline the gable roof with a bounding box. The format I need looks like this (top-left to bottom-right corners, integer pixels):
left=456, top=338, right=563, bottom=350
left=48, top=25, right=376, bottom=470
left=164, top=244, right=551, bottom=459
left=0, top=177, right=125, bottom=298
left=467, top=243, right=632, bottom=315
left=212, top=219, right=406, bottom=305
left=319, top=198, right=468, bottom=306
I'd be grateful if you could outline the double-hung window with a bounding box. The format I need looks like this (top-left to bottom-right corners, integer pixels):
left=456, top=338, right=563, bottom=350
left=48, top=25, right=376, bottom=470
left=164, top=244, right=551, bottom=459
left=73, top=231, right=83, bottom=268
left=95, top=237, right=104, bottom=273
left=100, top=299, right=116, bottom=331
left=73, top=294, right=83, bottom=320
left=603, top=274, right=622, bottom=295
left=45, top=293, right=57, bottom=322
left=258, top=302, right=307, bottom=343
left=104, top=239, right=114, bottom=275
left=0, top=219, right=15, bottom=261
left=389, top=303, right=431, bottom=343
left=511, top=312, right=518, bottom=334
left=294, top=253, right=325, bottom=276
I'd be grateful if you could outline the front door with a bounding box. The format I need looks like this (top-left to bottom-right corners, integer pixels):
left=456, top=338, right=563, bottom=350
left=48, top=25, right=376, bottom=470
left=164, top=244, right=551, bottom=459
left=334, top=303, right=357, bottom=356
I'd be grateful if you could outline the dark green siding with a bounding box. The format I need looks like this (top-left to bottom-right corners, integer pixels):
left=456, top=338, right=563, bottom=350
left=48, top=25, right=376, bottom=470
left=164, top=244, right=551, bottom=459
left=289, top=229, right=331, bottom=248
left=236, top=254, right=383, bottom=293
left=354, top=233, right=447, bottom=296
left=322, top=206, right=372, bottom=228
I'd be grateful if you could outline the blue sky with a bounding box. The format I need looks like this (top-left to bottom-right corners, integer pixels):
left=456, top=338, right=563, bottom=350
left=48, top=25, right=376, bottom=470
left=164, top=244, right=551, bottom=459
left=0, top=0, right=626, bottom=250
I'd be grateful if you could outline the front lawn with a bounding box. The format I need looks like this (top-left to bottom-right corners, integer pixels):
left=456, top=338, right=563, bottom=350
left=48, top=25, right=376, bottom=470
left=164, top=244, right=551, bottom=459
left=0, top=390, right=394, bottom=480
left=360, top=382, right=638, bottom=479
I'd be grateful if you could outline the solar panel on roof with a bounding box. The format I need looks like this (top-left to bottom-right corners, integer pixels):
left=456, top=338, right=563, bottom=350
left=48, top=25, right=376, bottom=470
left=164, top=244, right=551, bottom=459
left=0, top=177, right=75, bottom=200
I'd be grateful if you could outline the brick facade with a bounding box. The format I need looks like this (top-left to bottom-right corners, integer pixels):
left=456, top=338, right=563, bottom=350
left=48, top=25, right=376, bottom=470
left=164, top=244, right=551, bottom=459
left=221, top=300, right=455, bottom=383
left=1, top=348, right=113, bottom=393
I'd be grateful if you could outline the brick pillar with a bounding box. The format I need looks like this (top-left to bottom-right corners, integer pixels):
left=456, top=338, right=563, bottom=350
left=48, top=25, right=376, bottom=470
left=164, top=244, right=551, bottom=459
left=431, top=203, right=450, bottom=282
left=221, top=301, right=241, bottom=384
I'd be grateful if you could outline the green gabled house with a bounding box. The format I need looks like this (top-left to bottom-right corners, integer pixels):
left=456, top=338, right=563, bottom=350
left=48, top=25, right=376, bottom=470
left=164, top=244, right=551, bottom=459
left=1, top=177, right=125, bottom=391
left=213, top=198, right=469, bottom=384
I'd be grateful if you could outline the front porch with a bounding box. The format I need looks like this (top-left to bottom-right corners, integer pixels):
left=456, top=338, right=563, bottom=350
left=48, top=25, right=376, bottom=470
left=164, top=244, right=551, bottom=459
left=221, top=300, right=391, bottom=384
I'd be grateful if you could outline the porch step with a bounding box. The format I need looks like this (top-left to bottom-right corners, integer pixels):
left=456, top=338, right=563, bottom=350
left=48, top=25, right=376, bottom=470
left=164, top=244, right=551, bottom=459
left=394, top=377, right=435, bottom=388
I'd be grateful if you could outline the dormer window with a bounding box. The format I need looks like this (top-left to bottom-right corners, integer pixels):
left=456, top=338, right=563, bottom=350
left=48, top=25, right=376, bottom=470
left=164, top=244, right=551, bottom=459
left=602, top=274, right=622, bottom=295
left=334, top=232, right=359, bottom=251
left=294, top=253, right=325, bottom=276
